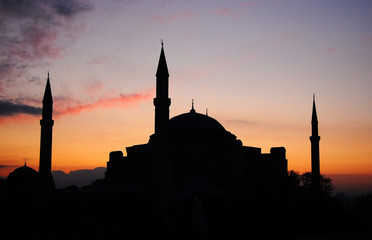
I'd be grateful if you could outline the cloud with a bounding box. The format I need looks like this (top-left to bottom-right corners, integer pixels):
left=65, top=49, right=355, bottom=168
left=227, top=119, right=258, bottom=126
left=0, top=0, right=93, bottom=19
left=0, top=164, right=19, bottom=178
left=0, top=0, right=94, bottom=89
left=0, top=100, right=41, bottom=116
left=50, top=0, right=93, bottom=17
left=53, top=167, right=106, bottom=188
left=152, top=10, right=193, bottom=23
left=54, top=90, right=153, bottom=116
left=83, top=80, right=104, bottom=97
left=0, top=63, right=27, bottom=90
left=0, top=88, right=153, bottom=123
left=10, top=24, right=63, bottom=61
left=0, top=164, right=18, bottom=169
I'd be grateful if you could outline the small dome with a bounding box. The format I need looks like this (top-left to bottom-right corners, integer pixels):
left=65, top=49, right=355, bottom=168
left=6, top=163, right=39, bottom=193
left=9, top=165, right=38, bottom=178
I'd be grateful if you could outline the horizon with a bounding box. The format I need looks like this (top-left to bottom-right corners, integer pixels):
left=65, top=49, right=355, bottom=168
left=0, top=1, right=371, bottom=193
left=3, top=166, right=371, bottom=195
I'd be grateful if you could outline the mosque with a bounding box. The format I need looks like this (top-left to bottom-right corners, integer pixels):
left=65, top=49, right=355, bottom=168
left=105, top=44, right=289, bottom=194
left=6, top=44, right=322, bottom=196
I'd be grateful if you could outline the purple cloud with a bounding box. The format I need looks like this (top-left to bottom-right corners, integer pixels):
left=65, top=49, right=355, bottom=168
left=0, top=0, right=94, bottom=92
left=0, top=100, right=41, bottom=116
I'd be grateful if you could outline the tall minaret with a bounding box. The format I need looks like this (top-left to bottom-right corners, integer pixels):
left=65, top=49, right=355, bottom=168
left=151, top=42, right=173, bottom=192
left=39, top=73, right=55, bottom=191
left=153, top=41, right=171, bottom=143
left=310, top=95, right=321, bottom=188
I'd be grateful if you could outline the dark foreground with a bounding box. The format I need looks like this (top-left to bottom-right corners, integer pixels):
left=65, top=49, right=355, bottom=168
left=1, top=185, right=372, bottom=240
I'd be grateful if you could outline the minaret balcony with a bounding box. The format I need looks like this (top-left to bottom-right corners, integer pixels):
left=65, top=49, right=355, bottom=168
left=153, top=98, right=171, bottom=107
left=40, top=119, right=54, bottom=126
left=309, top=136, right=320, bottom=141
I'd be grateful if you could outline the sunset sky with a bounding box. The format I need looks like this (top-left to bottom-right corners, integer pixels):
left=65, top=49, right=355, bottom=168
left=0, top=0, right=371, bottom=186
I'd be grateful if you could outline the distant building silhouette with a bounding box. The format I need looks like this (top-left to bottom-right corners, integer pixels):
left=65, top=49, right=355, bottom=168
left=105, top=44, right=288, bottom=193
left=6, top=73, right=55, bottom=193
left=310, top=95, right=321, bottom=189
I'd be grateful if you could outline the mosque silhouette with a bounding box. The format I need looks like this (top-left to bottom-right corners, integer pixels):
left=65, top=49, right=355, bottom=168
left=4, top=44, right=331, bottom=240
left=105, top=44, right=292, bottom=193
left=6, top=43, right=323, bottom=195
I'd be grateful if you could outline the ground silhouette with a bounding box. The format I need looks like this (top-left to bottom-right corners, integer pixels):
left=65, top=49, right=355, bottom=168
left=1, top=172, right=372, bottom=239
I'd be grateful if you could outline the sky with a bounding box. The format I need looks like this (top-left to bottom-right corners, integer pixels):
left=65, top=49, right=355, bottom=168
left=0, top=0, right=371, bottom=189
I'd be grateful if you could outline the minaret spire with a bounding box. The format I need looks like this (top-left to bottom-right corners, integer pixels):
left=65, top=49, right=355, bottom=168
left=156, top=42, right=169, bottom=78
left=39, top=72, right=55, bottom=191
left=310, top=95, right=321, bottom=190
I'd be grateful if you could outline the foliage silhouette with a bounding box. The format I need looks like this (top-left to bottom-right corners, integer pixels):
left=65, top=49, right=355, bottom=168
left=287, top=170, right=334, bottom=196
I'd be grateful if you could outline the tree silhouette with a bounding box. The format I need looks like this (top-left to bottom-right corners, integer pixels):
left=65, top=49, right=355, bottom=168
left=287, top=170, right=334, bottom=196
left=301, top=171, right=333, bottom=195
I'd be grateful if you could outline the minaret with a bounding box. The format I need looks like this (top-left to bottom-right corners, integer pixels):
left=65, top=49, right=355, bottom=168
left=39, top=73, right=55, bottom=191
left=151, top=42, right=173, bottom=192
left=310, top=95, right=321, bottom=189
left=153, top=41, right=171, bottom=143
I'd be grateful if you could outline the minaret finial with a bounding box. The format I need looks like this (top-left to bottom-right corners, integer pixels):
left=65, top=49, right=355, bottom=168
left=312, top=94, right=318, bottom=124
left=156, top=41, right=169, bottom=77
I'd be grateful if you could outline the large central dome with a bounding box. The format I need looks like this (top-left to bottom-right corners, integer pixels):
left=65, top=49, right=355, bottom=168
left=168, top=107, right=237, bottom=146
left=169, top=109, right=226, bottom=133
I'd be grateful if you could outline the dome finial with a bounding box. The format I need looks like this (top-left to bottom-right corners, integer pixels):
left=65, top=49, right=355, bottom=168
left=190, top=99, right=196, bottom=113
